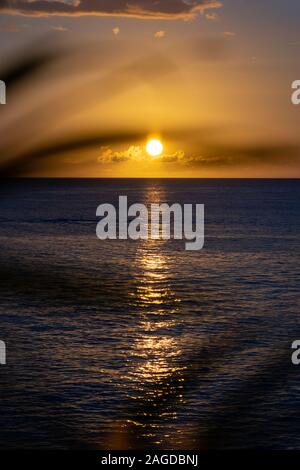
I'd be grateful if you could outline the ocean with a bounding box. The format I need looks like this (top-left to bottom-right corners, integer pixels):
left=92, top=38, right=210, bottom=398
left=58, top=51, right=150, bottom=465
left=0, top=178, right=299, bottom=449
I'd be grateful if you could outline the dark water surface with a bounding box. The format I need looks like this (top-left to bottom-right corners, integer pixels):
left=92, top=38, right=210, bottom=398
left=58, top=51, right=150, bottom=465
left=0, top=179, right=299, bottom=449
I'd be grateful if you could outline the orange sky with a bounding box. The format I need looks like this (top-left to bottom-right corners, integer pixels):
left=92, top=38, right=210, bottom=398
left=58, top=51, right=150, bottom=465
left=0, top=0, right=299, bottom=177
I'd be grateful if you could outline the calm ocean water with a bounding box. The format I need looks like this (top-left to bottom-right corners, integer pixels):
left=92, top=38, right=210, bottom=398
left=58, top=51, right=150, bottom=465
left=0, top=178, right=299, bottom=449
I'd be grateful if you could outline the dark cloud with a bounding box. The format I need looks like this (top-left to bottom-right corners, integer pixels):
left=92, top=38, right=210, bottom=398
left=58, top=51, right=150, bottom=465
left=182, top=144, right=300, bottom=168
left=0, top=0, right=222, bottom=18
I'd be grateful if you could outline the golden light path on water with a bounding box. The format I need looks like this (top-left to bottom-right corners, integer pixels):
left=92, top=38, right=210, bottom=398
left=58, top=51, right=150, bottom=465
left=117, top=185, right=187, bottom=448
left=133, top=244, right=182, bottom=381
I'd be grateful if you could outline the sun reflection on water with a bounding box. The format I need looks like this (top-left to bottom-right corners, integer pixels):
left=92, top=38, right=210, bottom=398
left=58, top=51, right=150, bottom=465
left=127, top=188, right=185, bottom=445
left=109, top=185, right=187, bottom=449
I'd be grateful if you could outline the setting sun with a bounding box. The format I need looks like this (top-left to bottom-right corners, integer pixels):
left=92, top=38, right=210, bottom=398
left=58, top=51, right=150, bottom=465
left=146, top=139, right=163, bottom=157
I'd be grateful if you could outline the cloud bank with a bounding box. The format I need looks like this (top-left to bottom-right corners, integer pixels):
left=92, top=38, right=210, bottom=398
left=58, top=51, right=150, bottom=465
left=97, top=143, right=300, bottom=168
left=97, top=146, right=184, bottom=164
left=0, top=0, right=222, bottom=19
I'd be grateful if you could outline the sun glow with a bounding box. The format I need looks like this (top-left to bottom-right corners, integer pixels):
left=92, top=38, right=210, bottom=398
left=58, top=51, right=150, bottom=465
left=146, top=138, right=163, bottom=157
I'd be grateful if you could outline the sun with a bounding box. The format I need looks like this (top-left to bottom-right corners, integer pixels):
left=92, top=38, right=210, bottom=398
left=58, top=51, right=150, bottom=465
left=146, top=138, right=163, bottom=157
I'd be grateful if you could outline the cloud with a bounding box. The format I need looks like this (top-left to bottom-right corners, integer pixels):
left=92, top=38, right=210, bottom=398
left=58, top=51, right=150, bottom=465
left=154, top=30, right=166, bottom=39
left=97, top=145, right=185, bottom=164
left=51, top=25, right=68, bottom=31
left=112, top=26, right=120, bottom=35
left=179, top=144, right=300, bottom=168
left=205, top=12, right=218, bottom=20
left=157, top=151, right=185, bottom=162
left=97, top=143, right=300, bottom=169
left=0, top=0, right=223, bottom=19
left=223, top=31, right=236, bottom=37
left=98, top=145, right=144, bottom=163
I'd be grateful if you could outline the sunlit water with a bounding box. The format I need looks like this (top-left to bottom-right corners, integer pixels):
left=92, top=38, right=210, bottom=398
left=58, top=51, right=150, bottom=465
left=0, top=179, right=299, bottom=449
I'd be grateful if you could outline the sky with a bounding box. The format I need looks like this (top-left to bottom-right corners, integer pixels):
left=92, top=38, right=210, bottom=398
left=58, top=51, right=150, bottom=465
left=0, top=0, right=299, bottom=177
